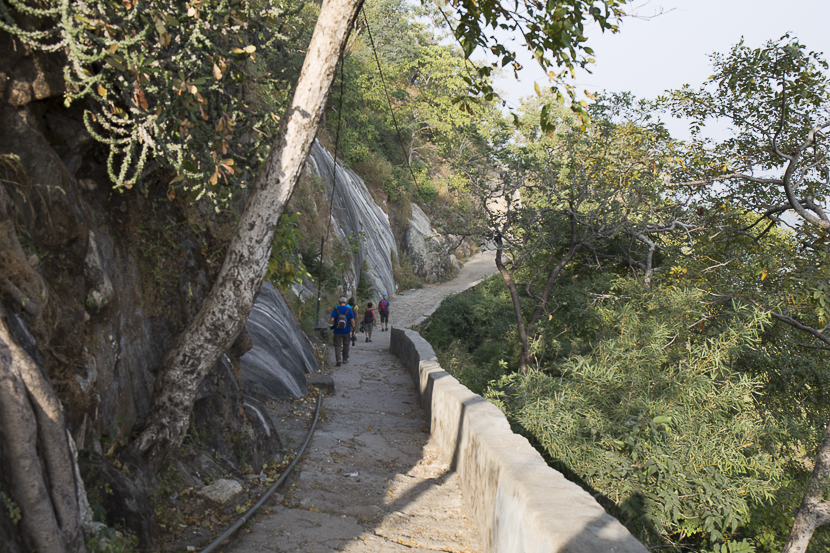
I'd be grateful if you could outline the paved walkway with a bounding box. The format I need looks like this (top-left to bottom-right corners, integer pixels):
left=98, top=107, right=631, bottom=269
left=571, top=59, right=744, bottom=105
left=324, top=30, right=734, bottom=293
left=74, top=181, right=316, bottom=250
left=226, top=251, right=496, bottom=553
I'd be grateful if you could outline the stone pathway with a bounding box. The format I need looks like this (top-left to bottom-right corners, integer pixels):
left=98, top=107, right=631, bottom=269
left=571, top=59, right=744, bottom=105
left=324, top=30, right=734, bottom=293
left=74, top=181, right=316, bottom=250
left=225, top=251, right=496, bottom=553
left=391, top=250, right=497, bottom=328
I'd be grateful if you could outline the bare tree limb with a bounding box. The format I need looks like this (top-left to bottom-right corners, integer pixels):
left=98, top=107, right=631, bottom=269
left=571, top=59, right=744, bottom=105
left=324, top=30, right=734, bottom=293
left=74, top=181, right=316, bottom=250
left=770, top=312, right=830, bottom=346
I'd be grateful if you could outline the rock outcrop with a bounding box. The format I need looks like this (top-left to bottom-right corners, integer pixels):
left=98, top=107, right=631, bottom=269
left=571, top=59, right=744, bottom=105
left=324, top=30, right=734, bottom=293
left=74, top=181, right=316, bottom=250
left=402, top=204, right=462, bottom=283
left=0, top=99, right=282, bottom=550
left=196, top=478, right=245, bottom=508
left=0, top=29, right=65, bottom=107
left=306, top=140, right=397, bottom=298
left=78, top=451, right=161, bottom=549
left=240, top=283, right=319, bottom=400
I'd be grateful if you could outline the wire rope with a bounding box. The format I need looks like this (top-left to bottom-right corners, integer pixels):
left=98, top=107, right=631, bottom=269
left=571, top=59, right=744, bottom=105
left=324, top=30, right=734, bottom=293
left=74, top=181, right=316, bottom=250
left=315, top=53, right=347, bottom=325
left=360, top=7, right=421, bottom=193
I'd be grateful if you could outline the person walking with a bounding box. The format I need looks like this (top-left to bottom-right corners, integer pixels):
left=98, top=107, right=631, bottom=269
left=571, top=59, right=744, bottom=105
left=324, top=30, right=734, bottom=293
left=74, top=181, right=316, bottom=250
left=363, top=302, right=375, bottom=342
left=378, top=293, right=390, bottom=332
left=330, top=296, right=354, bottom=366
left=347, top=296, right=358, bottom=346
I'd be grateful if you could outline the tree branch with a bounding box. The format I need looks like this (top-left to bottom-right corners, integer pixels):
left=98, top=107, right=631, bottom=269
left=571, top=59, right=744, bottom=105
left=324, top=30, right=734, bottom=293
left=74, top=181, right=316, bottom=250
left=770, top=312, right=830, bottom=346
left=670, top=173, right=783, bottom=188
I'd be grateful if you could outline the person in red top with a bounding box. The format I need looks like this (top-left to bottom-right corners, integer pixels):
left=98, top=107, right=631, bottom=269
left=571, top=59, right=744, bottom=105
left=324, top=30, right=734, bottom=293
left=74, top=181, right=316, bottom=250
left=378, top=293, right=390, bottom=332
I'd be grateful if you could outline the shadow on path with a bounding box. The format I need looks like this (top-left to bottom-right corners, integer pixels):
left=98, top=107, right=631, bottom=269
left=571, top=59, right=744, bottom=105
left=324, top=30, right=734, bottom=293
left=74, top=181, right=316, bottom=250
left=223, top=251, right=498, bottom=553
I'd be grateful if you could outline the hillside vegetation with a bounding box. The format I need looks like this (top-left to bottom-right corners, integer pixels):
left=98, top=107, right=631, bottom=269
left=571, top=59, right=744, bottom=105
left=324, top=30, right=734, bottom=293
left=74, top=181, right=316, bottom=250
left=1, top=0, right=829, bottom=551
left=421, top=37, right=830, bottom=553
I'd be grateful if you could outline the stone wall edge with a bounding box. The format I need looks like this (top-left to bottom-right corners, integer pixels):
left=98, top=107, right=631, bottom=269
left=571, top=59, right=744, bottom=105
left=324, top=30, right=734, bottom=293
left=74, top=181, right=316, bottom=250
left=390, top=327, right=648, bottom=553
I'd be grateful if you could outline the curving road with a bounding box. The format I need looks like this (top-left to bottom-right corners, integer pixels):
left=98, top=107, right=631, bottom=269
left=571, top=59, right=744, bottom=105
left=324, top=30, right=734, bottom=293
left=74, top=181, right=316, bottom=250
left=226, top=250, right=496, bottom=553
left=392, top=250, right=497, bottom=329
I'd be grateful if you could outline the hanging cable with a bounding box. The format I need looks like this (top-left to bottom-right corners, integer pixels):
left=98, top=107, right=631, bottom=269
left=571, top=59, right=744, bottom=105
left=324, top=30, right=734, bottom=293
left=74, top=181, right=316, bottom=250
left=315, top=52, right=347, bottom=326
left=361, top=7, right=421, bottom=193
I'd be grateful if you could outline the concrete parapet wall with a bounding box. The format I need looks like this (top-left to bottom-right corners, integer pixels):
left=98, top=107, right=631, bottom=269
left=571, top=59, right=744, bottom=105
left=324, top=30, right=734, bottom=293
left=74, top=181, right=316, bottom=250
left=390, top=327, right=649, bottom=553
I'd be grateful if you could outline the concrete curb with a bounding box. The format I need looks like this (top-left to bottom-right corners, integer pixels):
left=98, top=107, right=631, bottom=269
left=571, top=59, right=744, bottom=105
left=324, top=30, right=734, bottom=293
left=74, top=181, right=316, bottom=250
left=390, top=327, right=649, bottom=553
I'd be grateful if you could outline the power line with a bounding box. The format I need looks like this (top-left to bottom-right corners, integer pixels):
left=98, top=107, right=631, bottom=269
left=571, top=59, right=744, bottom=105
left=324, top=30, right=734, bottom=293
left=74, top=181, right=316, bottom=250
left=360, top=7, right=421, bottom=193
left=315, top=53, right=346, bottom=326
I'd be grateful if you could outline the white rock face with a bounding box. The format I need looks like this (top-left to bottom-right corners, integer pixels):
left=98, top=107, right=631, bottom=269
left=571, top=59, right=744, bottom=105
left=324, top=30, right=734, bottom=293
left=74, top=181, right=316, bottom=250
left=240, top=283, right=318, bottom=400
left=241, top=141, right=402, bottom=402
left=306, top=140, right=397, bottom=298
left=83, top=230, right=114, bottom=308
left=402, top=204, right=462, bottom=283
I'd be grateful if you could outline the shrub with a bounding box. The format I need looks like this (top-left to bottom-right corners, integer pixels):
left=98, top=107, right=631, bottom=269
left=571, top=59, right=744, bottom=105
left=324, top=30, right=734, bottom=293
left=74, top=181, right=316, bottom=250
left=423, top=277, right=808, bottom=551
left=356, top=261, right=375, bottom=304
left=486, top=286, right=787, bottom=550
left=391, top=251, right=424, bottom=291
left=3, top=0, right=312, bottom=202
left=420, top=275, right=518, bottom=369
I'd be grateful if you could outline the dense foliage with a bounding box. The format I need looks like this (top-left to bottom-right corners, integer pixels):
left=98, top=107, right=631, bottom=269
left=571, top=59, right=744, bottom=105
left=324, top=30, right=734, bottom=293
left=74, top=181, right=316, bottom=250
left=1, top=0, right=314, bottom=203
left=5, top=0, right=830, bottom=549
left=492, top=286, right=782, bottom=547
left=422, top=35, right=830, bottom=553
left=423, top=273, right=830, bottom=552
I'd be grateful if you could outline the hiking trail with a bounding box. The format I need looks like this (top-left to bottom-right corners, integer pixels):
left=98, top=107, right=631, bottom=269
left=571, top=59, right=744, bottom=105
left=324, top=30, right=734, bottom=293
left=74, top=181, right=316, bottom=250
left=225, top=250, right=496, bottom=553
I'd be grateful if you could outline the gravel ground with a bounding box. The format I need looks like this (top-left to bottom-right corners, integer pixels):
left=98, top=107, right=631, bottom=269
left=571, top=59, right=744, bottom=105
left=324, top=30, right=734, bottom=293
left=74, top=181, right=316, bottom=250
left=224, top=250, right=496, bottom=553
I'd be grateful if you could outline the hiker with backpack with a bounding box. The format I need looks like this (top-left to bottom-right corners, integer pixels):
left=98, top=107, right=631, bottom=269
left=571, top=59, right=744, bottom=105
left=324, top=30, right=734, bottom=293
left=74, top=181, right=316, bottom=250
left=378, top=293, right=390, bottom=332
left=362, top=302, right=375, bottom=342
left=329, top=296, right=354, bottom=366
left=348, top=296, right=358, bottom=346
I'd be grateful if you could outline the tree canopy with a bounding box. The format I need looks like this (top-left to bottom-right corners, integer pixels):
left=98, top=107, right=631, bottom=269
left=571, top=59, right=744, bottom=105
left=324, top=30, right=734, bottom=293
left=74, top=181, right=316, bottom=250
left=422, top=33, right=830, bottom=553
left=5, top=0, right=830, bottom=551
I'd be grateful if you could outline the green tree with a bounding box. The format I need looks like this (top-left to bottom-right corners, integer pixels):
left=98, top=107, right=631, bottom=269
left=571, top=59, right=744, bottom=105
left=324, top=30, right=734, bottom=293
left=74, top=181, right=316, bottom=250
left=448, top=0, right=625, bottom=131
left=462, top=95, right=692, bottom=372
left=661, top=35, right=830, bottom=553
left=487, top=284, right=784, bottom=550
left=0, top=1, right=644, bottom=548
left=0, top=0, right=313, bottom=198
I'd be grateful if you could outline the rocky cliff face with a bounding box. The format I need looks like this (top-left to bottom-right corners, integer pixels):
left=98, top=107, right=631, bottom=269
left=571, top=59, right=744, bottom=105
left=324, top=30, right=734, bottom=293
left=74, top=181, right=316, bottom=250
left=401, top=204, right=463, bottom=283
left=0, top=43, right=461, bottom=552
left=241, top=282, right=318, bottom=400
left=0, top=98, right=286, bottom=548
left=0, top=96, right=310, bottom=443
left=306, top=140, right=398, bottom=298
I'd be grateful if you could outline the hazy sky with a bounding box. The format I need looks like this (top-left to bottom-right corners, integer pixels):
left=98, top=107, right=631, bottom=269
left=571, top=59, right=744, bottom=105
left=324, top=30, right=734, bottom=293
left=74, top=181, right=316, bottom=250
left=491, top=0, right=830, bottom=137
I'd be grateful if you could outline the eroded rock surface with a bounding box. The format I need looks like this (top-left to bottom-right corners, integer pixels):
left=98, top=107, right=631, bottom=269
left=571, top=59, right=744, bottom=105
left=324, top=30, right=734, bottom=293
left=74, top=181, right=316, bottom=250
left=0, top=99, right=282, bottom=550
left=402, top=203, right=462, bottom=283
left=240, top=283, right=318, bottom=401
left=306, top=140, right=397, bottom=298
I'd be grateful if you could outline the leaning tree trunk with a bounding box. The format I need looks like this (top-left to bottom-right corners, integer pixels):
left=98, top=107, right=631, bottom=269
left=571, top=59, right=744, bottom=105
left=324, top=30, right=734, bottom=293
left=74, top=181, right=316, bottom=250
left=782, top=419, right=830, bottom=553
left=0, top=306, right=85, bottom=553
left=494, top=233, right=530, bottom=373
left=528, top=220, right=581, bottom=327
left=133, top=0, right=365, bottom=471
